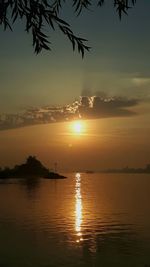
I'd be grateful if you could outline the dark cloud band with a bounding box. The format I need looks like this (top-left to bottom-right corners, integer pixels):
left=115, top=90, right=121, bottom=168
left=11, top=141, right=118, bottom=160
left=0, top=94, right=140, bottom=131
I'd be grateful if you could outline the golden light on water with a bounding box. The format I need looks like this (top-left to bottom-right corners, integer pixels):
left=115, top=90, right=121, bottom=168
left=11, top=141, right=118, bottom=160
left=75, top=172, right=83, bottom=243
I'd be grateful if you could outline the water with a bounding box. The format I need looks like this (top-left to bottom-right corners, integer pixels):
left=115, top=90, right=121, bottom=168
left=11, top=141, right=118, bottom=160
left=0, top=173, right=150, bottom=267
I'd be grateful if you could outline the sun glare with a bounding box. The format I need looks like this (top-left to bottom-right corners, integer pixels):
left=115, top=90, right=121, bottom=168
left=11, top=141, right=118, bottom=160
left=72, top=121, right=84, bottom=134
left=75, top=173, right=83, bottom=243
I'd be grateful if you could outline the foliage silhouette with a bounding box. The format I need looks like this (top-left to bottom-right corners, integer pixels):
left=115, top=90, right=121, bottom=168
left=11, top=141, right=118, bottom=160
left=0, top=156, right=66, bottom=179
left=0, top=0, right=136, bottom=56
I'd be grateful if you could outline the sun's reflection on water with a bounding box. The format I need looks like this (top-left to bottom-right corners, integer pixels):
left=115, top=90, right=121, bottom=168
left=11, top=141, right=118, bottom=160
left=75, top=173, right=83, bottom=243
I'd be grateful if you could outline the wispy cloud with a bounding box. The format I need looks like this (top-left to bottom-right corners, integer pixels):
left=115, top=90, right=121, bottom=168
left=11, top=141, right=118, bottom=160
left=132, top=77, right=150, bottom=86
left=0, top=93, right=140, bottom=131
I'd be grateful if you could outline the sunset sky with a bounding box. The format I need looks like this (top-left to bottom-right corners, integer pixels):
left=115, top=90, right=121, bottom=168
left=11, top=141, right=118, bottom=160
left=0, top=0, right=150, bottom=171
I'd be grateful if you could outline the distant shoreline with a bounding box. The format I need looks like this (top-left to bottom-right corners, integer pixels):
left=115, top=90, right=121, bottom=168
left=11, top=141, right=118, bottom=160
left=99, top=168, right=150, bottom=174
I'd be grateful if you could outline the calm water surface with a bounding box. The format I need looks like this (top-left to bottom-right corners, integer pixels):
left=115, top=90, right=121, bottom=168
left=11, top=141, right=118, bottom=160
left=0, top=173, right=150, bottom=267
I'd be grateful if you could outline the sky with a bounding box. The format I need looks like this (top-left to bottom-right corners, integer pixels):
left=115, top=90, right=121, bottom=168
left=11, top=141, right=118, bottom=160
left=0, top=0, right=150, bottom=171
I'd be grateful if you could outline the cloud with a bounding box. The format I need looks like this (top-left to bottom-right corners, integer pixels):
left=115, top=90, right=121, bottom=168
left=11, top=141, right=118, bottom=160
left=132, top=77, right=150, bottom=86
left=79, top=94, right=139, bottom=119
left=0, top=93, right=140, bottom=131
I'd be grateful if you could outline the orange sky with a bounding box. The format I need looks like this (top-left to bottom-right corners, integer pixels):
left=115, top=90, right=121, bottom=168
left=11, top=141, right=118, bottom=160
left=0, top=101, right=149, bottom=171
left=0, top=1, right=150, bottom=170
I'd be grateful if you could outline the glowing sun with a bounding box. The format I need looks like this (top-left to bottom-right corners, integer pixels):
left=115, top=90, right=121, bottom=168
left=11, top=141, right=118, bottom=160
left=72, top=121, right=84, bottom=134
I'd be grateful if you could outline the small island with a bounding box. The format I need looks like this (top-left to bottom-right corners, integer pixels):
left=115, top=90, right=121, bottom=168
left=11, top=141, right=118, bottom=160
left=0, top=156, right=67, bottom=179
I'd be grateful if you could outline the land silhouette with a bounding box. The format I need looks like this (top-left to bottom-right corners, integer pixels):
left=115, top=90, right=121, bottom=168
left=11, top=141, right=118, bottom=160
left=100, top=164, right=150, bottom=174
left=0, top=156, right=66, bottom=179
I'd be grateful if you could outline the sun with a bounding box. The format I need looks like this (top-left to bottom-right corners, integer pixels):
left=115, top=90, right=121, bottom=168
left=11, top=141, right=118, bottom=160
left=69, top=120, right=86, bottom=136
left=74, top=121, right=82, bottom=133
left=72, top=121, right=84, bottom=134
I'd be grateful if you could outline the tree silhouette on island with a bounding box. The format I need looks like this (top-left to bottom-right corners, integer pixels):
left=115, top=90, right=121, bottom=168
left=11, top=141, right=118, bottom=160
left=0, top=156, right=66, bottom=179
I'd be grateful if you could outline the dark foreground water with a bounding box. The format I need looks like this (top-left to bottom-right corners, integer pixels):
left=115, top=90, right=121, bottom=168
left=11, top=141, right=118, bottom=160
left=0, top=173, right=150, bottom=267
